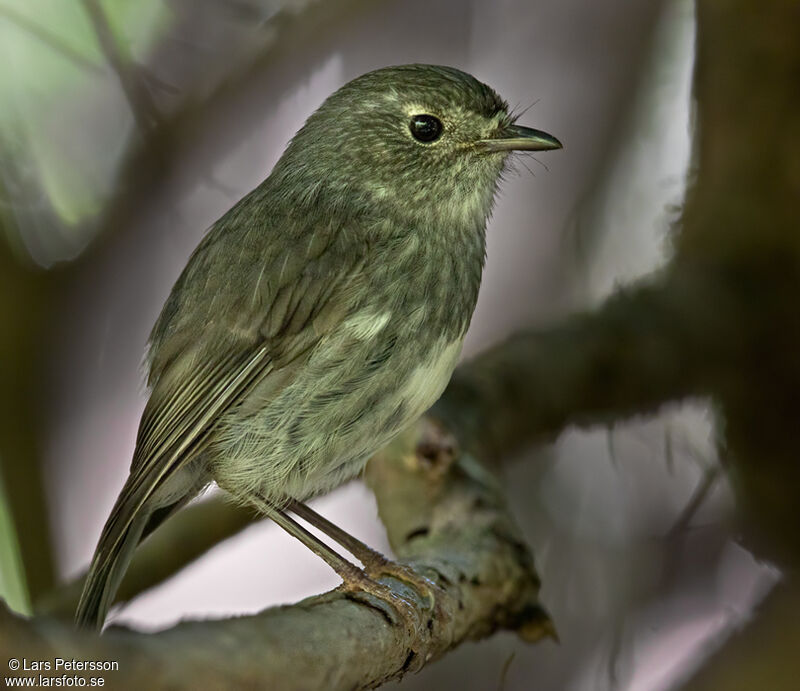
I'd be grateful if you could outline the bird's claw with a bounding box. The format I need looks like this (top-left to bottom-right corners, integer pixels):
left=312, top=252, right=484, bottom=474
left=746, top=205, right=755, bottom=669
left=338, top=569, right=421, bottom=632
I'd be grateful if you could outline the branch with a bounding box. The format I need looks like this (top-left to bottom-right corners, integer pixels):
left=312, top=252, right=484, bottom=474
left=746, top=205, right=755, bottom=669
left=432, top=271, right=712, bottom=463
left=672, top=0, right=800, bottom=565
left=0, top=198, right=57, bottom=603
left=4, top=421, right=551, bottom=690
left=35, top=497, right=257, bottom=619
left=81, top=0, right=161, bottom=132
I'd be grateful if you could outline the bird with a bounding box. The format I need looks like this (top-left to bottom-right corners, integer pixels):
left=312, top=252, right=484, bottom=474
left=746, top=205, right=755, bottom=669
left=75, top=63, right=561, bottom=630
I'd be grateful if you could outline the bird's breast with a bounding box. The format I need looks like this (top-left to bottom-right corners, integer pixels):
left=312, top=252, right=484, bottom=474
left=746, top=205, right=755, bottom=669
left=389, top=335, right=463, bottom=424
left=367, top=220, right=485, bottom=342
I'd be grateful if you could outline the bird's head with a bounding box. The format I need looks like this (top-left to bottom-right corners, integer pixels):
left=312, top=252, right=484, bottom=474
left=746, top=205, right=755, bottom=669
left=270, top=64, right=561, bottom=229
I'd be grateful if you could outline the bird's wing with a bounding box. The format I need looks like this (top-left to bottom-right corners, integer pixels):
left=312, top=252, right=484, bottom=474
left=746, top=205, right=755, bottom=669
left=93, top=217, right=369, bottom=570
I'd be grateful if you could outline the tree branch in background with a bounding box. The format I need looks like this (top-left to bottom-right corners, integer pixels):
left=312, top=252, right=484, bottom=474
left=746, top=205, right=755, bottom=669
left=81, top=0, right=161, bottom=132
left=35, top=496, right=257, bottom=619
left=0, top=202, right=56, bottom=604
left=432, top=272, right=707, bottom=463
left=673, top=0, right=800, bottom=566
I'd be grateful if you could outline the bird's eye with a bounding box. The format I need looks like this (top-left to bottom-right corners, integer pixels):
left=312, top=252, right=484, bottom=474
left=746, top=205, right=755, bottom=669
left=409, top=114, right=443, bottom=143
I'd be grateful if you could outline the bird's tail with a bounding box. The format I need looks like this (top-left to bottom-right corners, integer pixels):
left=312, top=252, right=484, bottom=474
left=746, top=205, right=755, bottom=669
left=74, top=510, right=149, bottom=631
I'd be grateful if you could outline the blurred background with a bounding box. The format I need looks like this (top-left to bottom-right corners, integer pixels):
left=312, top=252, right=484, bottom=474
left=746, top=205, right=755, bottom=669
left=0, top=0, right=782, bottom=689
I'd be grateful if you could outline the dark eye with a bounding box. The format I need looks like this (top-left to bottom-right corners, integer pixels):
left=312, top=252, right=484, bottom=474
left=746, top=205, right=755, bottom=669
left=409, top=114, right=443, bottom=143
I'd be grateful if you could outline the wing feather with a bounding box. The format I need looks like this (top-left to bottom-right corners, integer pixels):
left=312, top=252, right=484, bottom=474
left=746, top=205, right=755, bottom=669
left=93, top=219, right=368, bottom=569
left=92, top=346, right=271, bottom=571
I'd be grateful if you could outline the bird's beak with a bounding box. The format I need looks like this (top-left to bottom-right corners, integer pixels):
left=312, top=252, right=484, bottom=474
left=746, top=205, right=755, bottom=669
left=477, top=124, right=562, bottom=152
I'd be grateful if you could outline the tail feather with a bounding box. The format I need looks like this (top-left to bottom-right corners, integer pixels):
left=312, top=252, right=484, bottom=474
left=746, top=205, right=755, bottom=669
left=75, top=511, right=149, bottom=631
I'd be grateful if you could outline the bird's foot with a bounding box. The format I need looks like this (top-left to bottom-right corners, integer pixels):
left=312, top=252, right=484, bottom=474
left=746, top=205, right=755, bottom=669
left=338, top=564, right=421, bottom=634
left=361, top=554, right=439, bottom=612
left=287, top=499, right=441, bottom=610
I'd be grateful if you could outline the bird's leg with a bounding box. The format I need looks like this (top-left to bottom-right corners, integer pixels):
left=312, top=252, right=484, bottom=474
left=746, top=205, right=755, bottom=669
left=246, top=495, right=419, bottom=627
left=288, top=500, right=388, bottom=569
left=262, top=506, right=362, bottom=580
left=288, top=500, right=438, bottom=608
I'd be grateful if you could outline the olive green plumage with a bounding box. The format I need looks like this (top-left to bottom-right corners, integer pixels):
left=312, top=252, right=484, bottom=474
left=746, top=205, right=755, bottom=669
left=75, top=64, right=561, bottom=630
